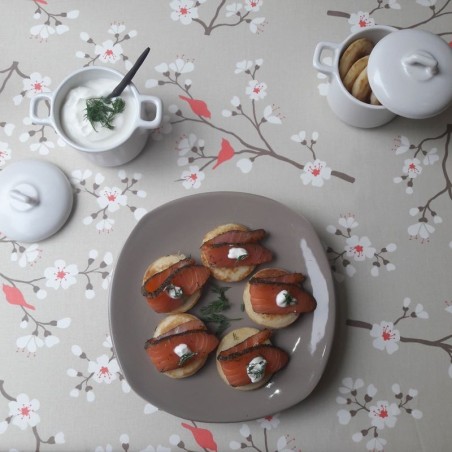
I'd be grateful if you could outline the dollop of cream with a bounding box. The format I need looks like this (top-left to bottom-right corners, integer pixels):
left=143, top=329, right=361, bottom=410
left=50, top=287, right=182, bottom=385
left=227, top=247, right=248, bottom=260
left=173, top=343, right=191, bottom=357
left=276, top=290, right=297, bottom=307
left=165, top=284, right=183, bottom=299
left=246, top=356, right=267, bottom=383
left=60, top=78, right=137, bottom=149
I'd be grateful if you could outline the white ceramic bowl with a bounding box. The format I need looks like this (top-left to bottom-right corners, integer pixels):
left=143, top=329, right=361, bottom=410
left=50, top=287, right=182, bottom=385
left=313, top=26, right=396, bottom=128
left=29, top=67, right=163, bottom=167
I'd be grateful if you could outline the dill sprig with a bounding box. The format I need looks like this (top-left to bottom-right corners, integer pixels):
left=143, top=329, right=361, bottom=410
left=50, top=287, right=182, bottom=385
left=84, top=97, right=126, bottom=131
left=179, top=351, right=197, bottom=367
left=199, top=285, right=241, bottom=336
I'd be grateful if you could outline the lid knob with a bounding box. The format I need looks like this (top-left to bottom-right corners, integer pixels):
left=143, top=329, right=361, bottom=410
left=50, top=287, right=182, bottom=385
left=9, top=184, right=40, bottom=212
left=402, top=50, right=439, bottom=81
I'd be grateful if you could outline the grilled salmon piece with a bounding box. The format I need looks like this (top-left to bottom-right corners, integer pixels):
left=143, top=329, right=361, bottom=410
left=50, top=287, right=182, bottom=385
left=142, top=254, right=210, bottom=313
left=249, top=281, right=317, bottom=315
left=217, top=344, right=289, bottom=387
left=201, top=223, right=273, bottom=282
left=146, top=329, right=219, bottom=373
left=244, top=268, right=316, bottom=329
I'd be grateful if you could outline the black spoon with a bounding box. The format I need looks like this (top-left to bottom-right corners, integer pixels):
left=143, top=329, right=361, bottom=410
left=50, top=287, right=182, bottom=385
left=106, top=46, right=150, bottom=99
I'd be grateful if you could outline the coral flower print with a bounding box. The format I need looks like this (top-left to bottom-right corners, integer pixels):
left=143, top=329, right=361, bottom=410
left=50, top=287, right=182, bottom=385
left=348, top=11, right=375, bottom=32
left=301, top=159, right=332, bottom=187
left=23, top=72, right=51, bottom=97
left=345, top=235, right=376, bottom=261
left=369, top=401, right=400, bottom=429
left=95, top=40, right=123, bottom=64
left=181, top=166, right=205, bottom=189
left=246, top=80, right=267, bottom=100
left=170, top=0, right=199, bottom=25
left=370, top=321, right=400, bottom=354
left=8, top=394, right=40, bottom=430
left=88, top=354, right=120, bottom=384
left=97, top=187, right=127, bottom=213
left=44, top=259, right=79, bottom=290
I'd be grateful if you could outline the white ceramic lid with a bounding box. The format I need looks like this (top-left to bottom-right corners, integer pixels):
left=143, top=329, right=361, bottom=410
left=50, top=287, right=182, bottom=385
left=368, top=29, right=452, bottom=119
left=0, top=159, right=73, bottom=242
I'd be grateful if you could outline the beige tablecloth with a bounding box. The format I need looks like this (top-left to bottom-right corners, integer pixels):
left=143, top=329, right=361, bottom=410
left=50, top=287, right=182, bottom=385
left=1, top=1, right=451, bottom=451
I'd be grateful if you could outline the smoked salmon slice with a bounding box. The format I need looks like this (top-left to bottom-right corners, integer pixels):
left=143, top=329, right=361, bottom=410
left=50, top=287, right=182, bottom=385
left=217, top=329, right=272, bottom=359
left=142, top=257, right=194, bottom=295
left=142, top=263, right=211, bottom=313
left=145, top=329, right=219, bottom=372
left=217, top=344, right=289, bottom=387
left=201, top=243, right=272, bottom=268
left=249, top=281, right=317, bottom=315
left=202, top=229, right=267, bottom=247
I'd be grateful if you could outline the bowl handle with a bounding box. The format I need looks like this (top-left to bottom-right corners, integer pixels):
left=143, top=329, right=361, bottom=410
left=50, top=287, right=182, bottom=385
left=137, top=95, right=163, bottom=129
left=313, top=41, right=340, bottom=76
left=29, top=93, right=55, bottom=127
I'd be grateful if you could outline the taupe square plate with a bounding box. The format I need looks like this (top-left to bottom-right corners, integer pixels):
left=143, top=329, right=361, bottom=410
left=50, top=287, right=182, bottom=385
left=109, top=192, right=335, bottom=422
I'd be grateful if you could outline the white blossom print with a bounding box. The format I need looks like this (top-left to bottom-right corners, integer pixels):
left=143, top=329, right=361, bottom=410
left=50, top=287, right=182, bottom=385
left=347, top=297, right=452, bottom=379
left=68, top=335, right=130, bottom=402
left=0, top=381, right=65, bottom=447
left=30, top=2, right=79, bottom=42
left=44, top=259, right=78, bottom=290
left=300, top=159, right=332, bottom=187
left=326, top=213, right=396, bottom=280
left=77, top=22, right=138, bottom=70
left=228, top=415, right=302, bottom=451
left=336, top=377, right=422, bottom=450
left=391, top=128, right=451, bottom=244
left=370, top=321, right=400, bottom=354
left=72, top=170, right=147, bottom=233
left=8, top=393, right=40, bottom=430
left=169, top=0, right=266, bottom=35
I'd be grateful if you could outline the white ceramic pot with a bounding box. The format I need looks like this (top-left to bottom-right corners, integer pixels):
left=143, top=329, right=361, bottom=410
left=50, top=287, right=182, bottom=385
left=29, top=67, right=163, bottom=167
left=313, top=26, right=452, bottom=128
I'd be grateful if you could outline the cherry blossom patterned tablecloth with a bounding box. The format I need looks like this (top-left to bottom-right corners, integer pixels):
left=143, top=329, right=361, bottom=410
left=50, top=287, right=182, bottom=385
left=1, top=1, right=451, bottom=451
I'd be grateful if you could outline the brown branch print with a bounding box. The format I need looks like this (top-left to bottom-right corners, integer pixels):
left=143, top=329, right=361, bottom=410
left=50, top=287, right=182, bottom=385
left=147, top=57, right=355, bottom=187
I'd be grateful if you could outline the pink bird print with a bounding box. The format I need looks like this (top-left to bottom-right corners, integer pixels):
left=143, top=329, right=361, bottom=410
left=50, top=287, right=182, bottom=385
left=179, top=95, right=211, bottom=118
left=181, top=422, right=217, bottom=452
left=3, top=284, right=35, bottom=310
left=213, top=138, right=235, bottom=169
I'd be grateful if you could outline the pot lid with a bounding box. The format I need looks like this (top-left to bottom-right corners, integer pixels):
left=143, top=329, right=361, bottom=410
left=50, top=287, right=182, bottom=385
left=367, top=29, right=452, bottom=119
left=0, top=159, right=73, bottom=242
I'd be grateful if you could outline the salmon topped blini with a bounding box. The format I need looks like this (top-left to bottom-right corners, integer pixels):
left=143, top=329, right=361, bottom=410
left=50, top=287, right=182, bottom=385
left=243, top=268, right=317, bottom=329
left=142, top=254, right=211, bottom=313
left=145, top=313, right=219, bottom=378
left=200, top=224, right=273, bottom=282
left=216, top=327, right=289, bottom=390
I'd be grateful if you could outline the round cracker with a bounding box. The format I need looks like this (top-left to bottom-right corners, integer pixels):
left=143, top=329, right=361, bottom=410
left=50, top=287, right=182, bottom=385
left=200, top=224, right=255, bottom=282
left=153, top=313, right=209, bottom=379
left=142, top=253, right=202, bottom=314
left=243, top=268, right=299, bottom=329
left=216, top=327, right=272, bottom=390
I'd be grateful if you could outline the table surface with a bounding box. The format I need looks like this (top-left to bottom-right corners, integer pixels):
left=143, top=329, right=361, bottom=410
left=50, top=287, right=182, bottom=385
left=1, top=1, right=451, bottom=451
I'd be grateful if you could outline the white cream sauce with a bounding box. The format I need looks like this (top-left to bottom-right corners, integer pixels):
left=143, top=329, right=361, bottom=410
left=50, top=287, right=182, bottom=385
left=276, top=290, right=297, bottom=307
left=173, top=343, right=191, bottom=358
left=60, top=78, right=137, bottom=149
left=246, top=356, right=267, bottom=383
left=227, top=247, right=248, bottom=260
